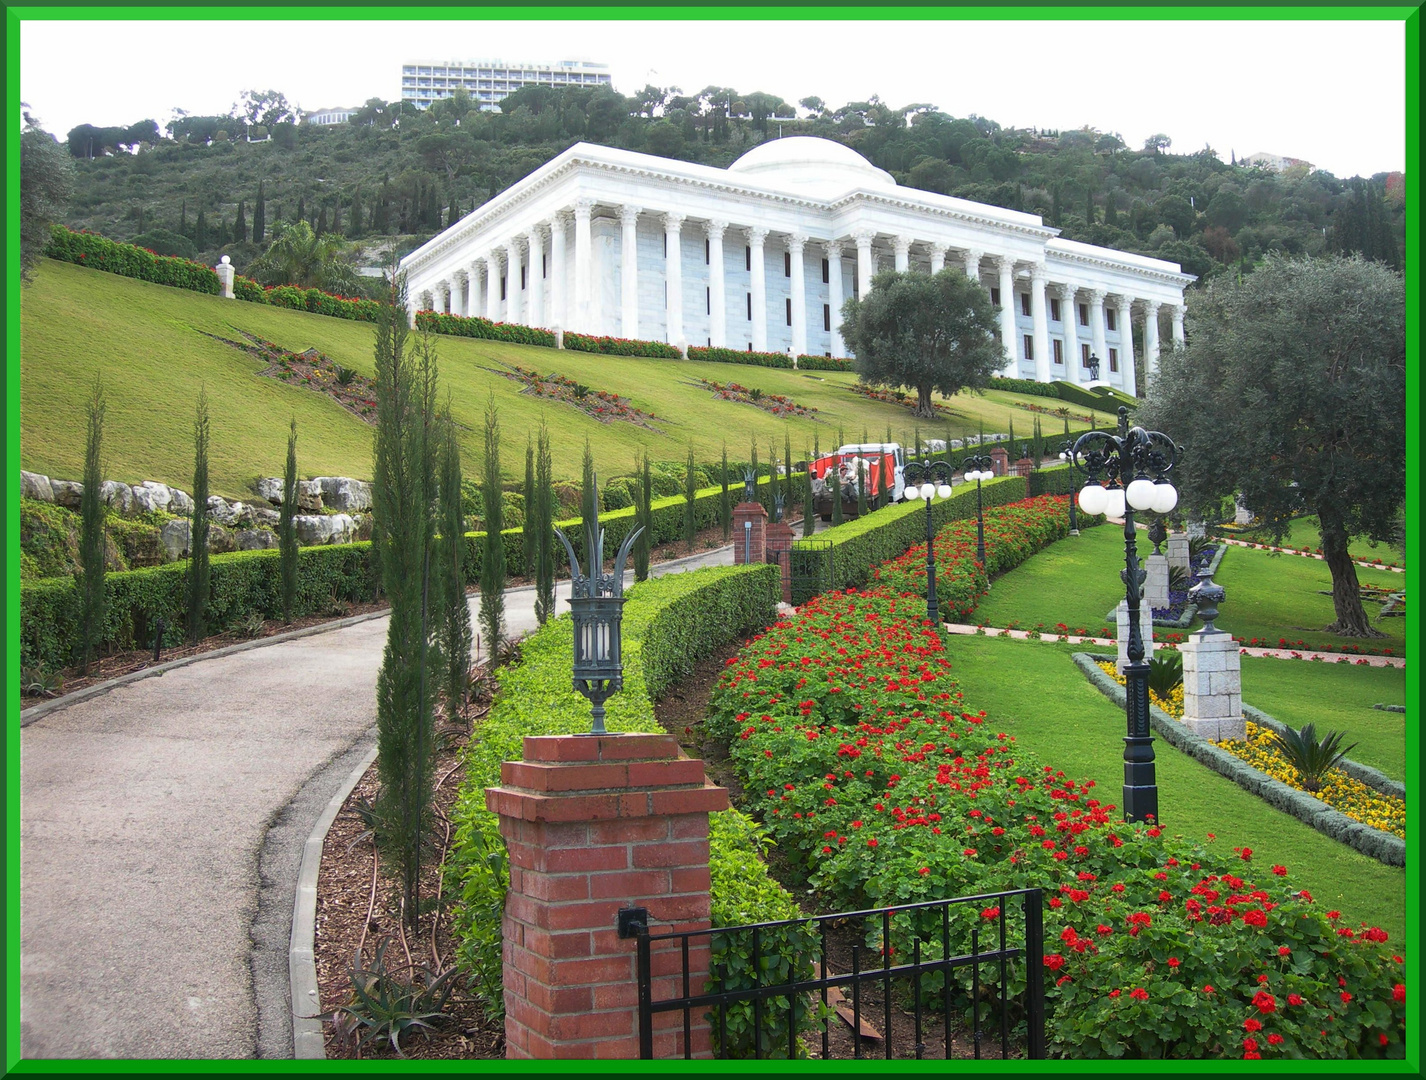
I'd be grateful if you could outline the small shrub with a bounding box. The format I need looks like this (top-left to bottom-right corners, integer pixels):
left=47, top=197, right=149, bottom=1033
left=1146, top=650, right=1183, bottom=698
left=1268, top=723, right=1358, bottom=793
left=331, top=938, right=457, bottom=1057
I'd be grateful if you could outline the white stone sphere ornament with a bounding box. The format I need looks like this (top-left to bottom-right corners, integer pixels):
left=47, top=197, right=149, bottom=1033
left=1077, top=483, right=1108, bottom=515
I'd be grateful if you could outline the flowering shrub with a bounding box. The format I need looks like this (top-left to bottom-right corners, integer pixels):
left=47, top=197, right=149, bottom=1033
left=706, top=588, right=1407, bottom=1058
left=561, top=331, right=683, bottom=358
left=300, top=287, right=381, bottom=321
left=686, top=346, right=795, bottom=369
left=45, top=225, right=220, bottom=293
left=492, top=364, right=660, bottom=428
left=415, top=310, right=558, bottom=347
left=846, top=382, right=950, bottom=415
left=232, top=274, right=268, bottom=303
left=695, top=378, right=815, bottom=417
left=872, top=496, right=1088, bottom=620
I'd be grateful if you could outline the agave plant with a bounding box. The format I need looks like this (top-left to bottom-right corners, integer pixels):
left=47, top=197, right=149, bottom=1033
left=332, top=937, right=457, bottom=1056
left=1168, top=565, right=1191, bottom=593
left=1147, top=651, right=1183, bottom=699
left=1267, top=723, right=1358, bottom=793
left=1187, top=534, right=1214, bottom=564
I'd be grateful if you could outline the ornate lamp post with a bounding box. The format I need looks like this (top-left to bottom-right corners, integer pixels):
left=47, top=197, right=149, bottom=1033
left=901, top=459, right=954, bottom=629
left=1066, top=406, right=1180, bottom=824
left=554, top=476, right=644, bottom=735
left=1058, top=441, right=1079, bottom=535
left=959, top=449, right=993, bottom=567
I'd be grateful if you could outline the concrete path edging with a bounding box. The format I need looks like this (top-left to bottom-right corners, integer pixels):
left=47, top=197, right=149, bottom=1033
left=289, top=740, right=379, bottom=1059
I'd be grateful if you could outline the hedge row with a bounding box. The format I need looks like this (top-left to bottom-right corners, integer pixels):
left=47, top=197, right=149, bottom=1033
left=45, top=226, right=221, bottom=294
left=686, top=346, right=795, bottom=369
left=561, top=331, right=683, bottom=359
left=1053, top=379, right=1140, bottom=412
left=988, top=375, right=1063, bottom=399
left=264, top=284, right=382, bottom=321
left=445, top=564, right=803, bottom=1050
left=20, top=542, right=376, bottom=671
left=794, top=354, right=854, bottom=372
left=414, top=310, right=557, bottom=347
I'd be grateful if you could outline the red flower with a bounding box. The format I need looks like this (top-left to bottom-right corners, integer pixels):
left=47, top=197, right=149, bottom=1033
left=1287, top=994, right=1303, bottom=1006
left=1254, top=991, right=1277, bottom=1013
left=1243, top=1038, right=1259, bottom=1053
left=1340, top=992, right=1353, bottom=1004
left=1278, top=946, right=1290, bottom=956
left=1107, top=989, right=1121, bottom=998
left=1379, top=1033, right=1390, bottom=1047
left=1393, top=984, right=1405, bottom=1004
left=1044, top=954, right=1065, bottom=971
left=980, top=906, right=1001, bottom=920
left=1271, top=865, right=1287, bottom=876
left=1267, top=1033, right=1283, bottom=1046
left=1167, top=957, right=1181, bottom=968
left=1244, top=1018, right=1263, bottom=1032
left=1129, top=987, right=1149, bottom=1001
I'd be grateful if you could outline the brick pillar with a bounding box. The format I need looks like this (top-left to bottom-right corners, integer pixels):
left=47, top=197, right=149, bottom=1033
left=765, top=520, right=794, bottom=603
left=990, top=447, right=1010, bottom=477
left=731, top=501, right=767, bottom=566
left=1166, top=532, right=1190, bottom=574
left=486, top=734, right=729, bottom=1059
left=1115, top=599, right=1156, bottom=674
left=1180, top=632, right=1245, bottom=740
left=1014, top=457, right=1035, bottom=478
left=1144, top=553, right=1170, bottom=610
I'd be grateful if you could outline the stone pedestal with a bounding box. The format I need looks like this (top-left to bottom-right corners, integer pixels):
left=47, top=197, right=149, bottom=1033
left=1115, top=600, right=1156, bottom=674
left=731, top=501, right=767, bottom=566
left=1144, top=554, right=1170, bottom=610
left=215, top=255, right=235, bottom=299
left=486, top=734, right=729, bottom=1059
left=765, top=520, right=794, bottom=604
left=990, top=447, right=1010, bottom=477
left=1014, top=457, right=1034, bottom=478
left=1234, top=494, right=1253, bottom=526
left=1180, top=632, right=1245, bottom=741
left=1166, top=532, right=1190, bottom=574
left=1185, top=520, right=1206, bottom=540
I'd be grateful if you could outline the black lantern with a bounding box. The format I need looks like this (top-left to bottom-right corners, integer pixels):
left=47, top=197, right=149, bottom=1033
left=1065, top=406, right=1181, bottom=825
left=901, top=458, right=954, bottom=630
left=958, top=448, right=994, bottom=567
left=555, top=475, right=644, bottom=735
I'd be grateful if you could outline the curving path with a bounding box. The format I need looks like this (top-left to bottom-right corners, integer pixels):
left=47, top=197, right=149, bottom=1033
left=19, top=547, right=734, bottom=1060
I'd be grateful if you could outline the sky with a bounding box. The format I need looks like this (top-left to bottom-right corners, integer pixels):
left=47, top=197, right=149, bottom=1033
left=18, top=16, right=1408, bottom=179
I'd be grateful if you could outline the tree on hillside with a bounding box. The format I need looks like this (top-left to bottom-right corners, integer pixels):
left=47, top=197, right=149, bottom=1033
left=232, top=200, right=247, bottom=244
left=1138, top=255, right=1405, bottom=637
left=478, top=394, right=506, bottom=656
left=840, top=268, right=1004, bottom=418
left=436, top=405, right=472, bottom=725
left=187, top=388, right=212, bottom=643
left=280, top=419, right=299, bottom=622
left=77, top=375, right=107, bottom=673
left=246, top=220, right=362, bottom=294
left=20, top=112, right=75, bottom=282
left=252, top=180, right=266, bottom=246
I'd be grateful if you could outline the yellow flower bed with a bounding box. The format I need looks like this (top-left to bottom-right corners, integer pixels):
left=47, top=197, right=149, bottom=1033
left=1093, top=659, right=1405, bottom=839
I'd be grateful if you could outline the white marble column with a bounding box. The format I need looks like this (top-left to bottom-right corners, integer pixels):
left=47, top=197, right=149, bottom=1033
left=439, top=281, right=453, bottom=314
left=1171, top=303, right=1187, bottom=344
left=928, top=242, right=948, bottom=275
left=526, top=226, right=545, bottom=329
left=505, top=238, right=523, bottom=325
left=664, top=212, right=686, bottom=346
left=620, top=205, right=642, bottom=340
left=964, top=248, right=983, bottom=281
left=467, top=261, right=483, bottom=318
left=406, top=293, right=420, bottom=327
left=826, top=240, right=845, bottom=356
left=996, top=257, right=1018, bottom=377
left=573, top=198, right=594, bottom=333
left=893, top=234, right=913, bottom=273
left=549, top=212, right=568, bottom=329
left=706, top=220, right=727, bottom=348
left=1143, top=300, right=1162, bottom=388
left=1030, top=264, right=1051, bottom=384
left=1060, top=284, right=1080, bottom=384
left=487, top=253, right=504, bottom=321
left=1089, top=288, right=1109, bottom=379
left=853, top=229, right=875, bottom=299
left=788, top=232, right=808, bottom=357
left=449, top=274, right=465, bottom=319
left=1117, top=295, right=1137, bottom=396
left=748, top=225, right=768, bottom=351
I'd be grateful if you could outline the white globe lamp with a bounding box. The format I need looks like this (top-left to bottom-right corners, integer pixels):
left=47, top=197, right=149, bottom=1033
left=1077, top=483, right=1108, bottom=516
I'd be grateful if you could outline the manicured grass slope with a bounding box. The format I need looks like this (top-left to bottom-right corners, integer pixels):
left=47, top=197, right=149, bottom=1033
left=971, top=519, right=1132, bottom=632
left=21, top=258, right=1070, bottom=497
left=1239, top=657, right=1407, bottom=782
left=943, top=635, right=1407, bottom=944
left=1234, top=517, right=1404, bottom=566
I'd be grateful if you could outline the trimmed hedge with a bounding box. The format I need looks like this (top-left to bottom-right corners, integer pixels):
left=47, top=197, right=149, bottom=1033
left=1052, top=379, right=1140, bottom=412
left=415, top=310, right=557, bottom=347
left=446, top=565, right=800, bottom=1027
left=686, top=346, right=794, bottom=369
left=20, top=542, right=376, bottom=671
left=45, top=226, right=221, bottom=294
left=794, top=354, right=854, bottom=372
left=562, top=331, right=683, bottom=359
left=989, top=375, right=1062, bottom=399
left=1074, top=654, right=1406, bottom=867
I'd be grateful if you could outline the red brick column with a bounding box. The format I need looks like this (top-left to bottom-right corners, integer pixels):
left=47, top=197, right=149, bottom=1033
left=485, top=733, right=729, bottom=1059
left=764, top=519, right=794, bottom=603
left=1014, top=457, right=1035, bottom=477
left=731, top=501, right=767, bottom=565
left=990, top=446, right=1010, bottom=477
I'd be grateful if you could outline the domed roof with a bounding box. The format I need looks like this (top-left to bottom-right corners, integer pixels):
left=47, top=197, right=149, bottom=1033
left=727, top=137, right=896, bottom=196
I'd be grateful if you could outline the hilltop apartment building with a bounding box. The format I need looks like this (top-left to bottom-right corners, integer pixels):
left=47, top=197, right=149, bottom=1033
left=400, top=59, right=612, bottom=112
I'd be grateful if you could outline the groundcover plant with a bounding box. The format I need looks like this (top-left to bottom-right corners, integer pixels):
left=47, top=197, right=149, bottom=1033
left=706, top=588, right=1406, bottom=1059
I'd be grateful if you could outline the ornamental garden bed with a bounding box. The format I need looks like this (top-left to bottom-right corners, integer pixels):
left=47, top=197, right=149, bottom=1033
left=203, top=328, right=380, bottom=422
left=692, top=377, right=818, bottom=418
left=488, top=362, right=662, bottom=428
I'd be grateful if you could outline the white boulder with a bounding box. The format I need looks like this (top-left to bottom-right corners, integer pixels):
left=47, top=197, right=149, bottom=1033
left=293, top=513, right=357, bottom=545
left=314, top=476, right=372, bottom=512
left=51, top=479, right=84, bottom=508
left=21, top=471, right=55, bottom=502
left=297, top=480, right=324, bottom=512
left=160, top=519, right=191, bottom=561
left=256, top=477, right=285, bottom=503
left=100, top=480, right=135, bottom=514
left=236, top=528, right=278, bottom=550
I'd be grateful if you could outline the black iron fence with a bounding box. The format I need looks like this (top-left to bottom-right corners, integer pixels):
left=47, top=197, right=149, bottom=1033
left=787, top=539, right=835, bottom=605
left=633, top=887, right=1044, bottom=1061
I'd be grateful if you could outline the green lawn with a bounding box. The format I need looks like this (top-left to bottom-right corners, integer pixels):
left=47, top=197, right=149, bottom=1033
left=20, top=258, right=1076, bottom=498
left=1230, top=516, right=1405, bottom=566
left=943, top=635, right=1408, bottom=944
left=971, top=520, right=1133, bottom=633
left=1240, top=657, right=1408, bottom=782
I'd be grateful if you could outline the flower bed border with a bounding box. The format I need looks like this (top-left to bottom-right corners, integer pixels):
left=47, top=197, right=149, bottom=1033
left=1071, top=652, right=1405, bottom=867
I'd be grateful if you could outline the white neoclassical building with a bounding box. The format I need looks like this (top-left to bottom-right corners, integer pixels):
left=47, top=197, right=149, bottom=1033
left=399, top=137, right=1194, bottom=394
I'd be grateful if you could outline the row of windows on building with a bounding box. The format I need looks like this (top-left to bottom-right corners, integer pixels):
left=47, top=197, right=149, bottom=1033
left=1022, top=336, right=1121, bottom=370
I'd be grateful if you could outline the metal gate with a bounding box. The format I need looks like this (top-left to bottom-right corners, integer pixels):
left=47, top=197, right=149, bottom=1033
left=633, top=887, right=1044, bottom=1061
left=788, top=540, right=835, bottom=605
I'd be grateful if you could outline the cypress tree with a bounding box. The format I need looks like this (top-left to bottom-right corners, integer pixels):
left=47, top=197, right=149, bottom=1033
left=1085, top=188, right=1095, bottom=225
left=194, top=208, right=208, bottom=251
left=802, top=447, right=816, bottom=538
left=371, top=277, right=440, bottom=932
left=179, top=201, right=188, bottom=238
left=767, top=440, right=778, bottom=517
left=77, top=374, right=107, bottom=673
left=315, top=204, right=328, bottom=236
left=438, top=408, right=473, bottom=725
left=683, top=444, right=698, bottom=552
left=252, top=180, right=266, bottom=245
left=749, top=441, right=760, bottom=515
left=187, top=387, right=211, bottom=643
left=856, top=455, right=868, bottom=519
left=1008, top=417, right=1016, bottom=457
left=294, top=195, right=305, bottom=225
left=831, top=428, right=845, bottom=527
left=233, top=200, right=247, bottom=244
left=633, top=453, right=652, bottom=581
left=522, top=435, right=537, bottom=576
left=1104, top=191, right=1118, bottom=227
left=348, top=189, right=363, bottom=238
left=581, top=439, right=596, bottom=527
left=533, top=421, right=555, bottom=623
left=784, top=430, right=794, bottom=515
left=332, top=201, right=342, bottom=237
left=447, top=195, right=459, bottom=228
left=280, top=418, right=299, bottom=621
left=478, top=393, right=506, bottom=657
left=719, top=441, right=732, bottom=541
